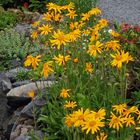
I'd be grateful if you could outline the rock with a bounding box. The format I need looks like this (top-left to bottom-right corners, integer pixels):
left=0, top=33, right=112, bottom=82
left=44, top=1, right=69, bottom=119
left=10, top=59, right=22, bottom=68
left=7, top=81, right=55, bottom=97
left=12, top=80, right=31, bottom=88
left=7, top=96, right=31, bottom=110
left=97, top=0, right=140, bottom=25
left=0, top=73, right=12, bottom=130
left=15, top=135, right=30, bottom=140
left=21, top=97, right=46, bottom=118
left=5, top=67, right=29, bottom=82
left=14, top=23, right=31, bottom=37
left=0, top=73, right=12, bottom=94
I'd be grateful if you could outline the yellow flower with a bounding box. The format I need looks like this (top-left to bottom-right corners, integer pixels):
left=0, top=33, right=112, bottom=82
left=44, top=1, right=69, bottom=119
left=105, top=40, right=120, bottom=51
left=82, top=29, right=90, bottom=36
left=73, top=58, right=78, bottom=63
left=112, top=104, right=127, bottom=115
left=91, top=108, right=106, bottom=120
left=86, top=62, right=93, bottom=73
left=136, top=110, right=140, bottom=123
left=109, top=30, right=120, bottom=37
left=90, top=31, right=99, bottom=42
left=41, top=61, right=54, bottom=78
left=122, top=106, right=138, bottom=117
left=96, top=132, right=108, bottom=140
left=52, top=12, right=63, bottom=22
left=31, top=20, right=40, bottom=27
left=42, top=12, right=52, bottom=21
left=60, top=89, right=70, bottom=98
left=98, top=19, right=108, bottom=28
left=46, top=3, right=61, bottom=13
left=31, top=31, right=38, bottom=39
left=81, top=12, right=91, bottom=21
left=61, top=2, right=75, bottom=12
left=82, top=115, right=105, bottom=134
left=109, top=112, right=124, bottom=131
left=24, top=55, right=41, bottom=69
left=64, top=101, right=77, bottom=109
left=65, top=114, right=74, bottom=127
left=89, top=7, right=102, bottom=15
left=110, top=50, right=133, bottom=69
left=53, top=54, right=71, bottom=66
left=72, top=108, right=91, bottom=127
left=27, top=90, right=35, bottom=99
left=123, top=115, right=135, bottom=127
left=50, top=30, right=70, bottom=49
left=87, top=41, right=103, bottom=57
left=38, top=24, right=53, bottom=35
left=68, top=29, right=81, bottom=42
left=66, top=10, right=77, bottom=19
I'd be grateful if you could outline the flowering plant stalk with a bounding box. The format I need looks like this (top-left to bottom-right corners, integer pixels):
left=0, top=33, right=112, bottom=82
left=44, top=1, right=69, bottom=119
left=24, top=2, right=139, bottom=139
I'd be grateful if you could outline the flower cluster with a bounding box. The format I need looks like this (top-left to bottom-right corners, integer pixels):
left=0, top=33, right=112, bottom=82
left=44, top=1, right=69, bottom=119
left=65, top=104, right=140, bottom=138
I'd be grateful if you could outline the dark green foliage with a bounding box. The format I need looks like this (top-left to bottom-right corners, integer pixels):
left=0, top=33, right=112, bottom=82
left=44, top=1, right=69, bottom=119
left=0, top=11, right=20, bottom=30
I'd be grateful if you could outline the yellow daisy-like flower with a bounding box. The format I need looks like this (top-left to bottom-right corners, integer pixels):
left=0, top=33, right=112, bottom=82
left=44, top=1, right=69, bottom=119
left=64, top=114, right=74, bottom=127
left=46, top=3, right=61, bottom=13
left=53, top=54, right=71, bottom=66
left=41, top=61, right=54, bottom=78
left=38, top=24, right=53, bottom=35
left=50, top=30, right=70, bottom=49
left=82, top=115, right=105, bottom=134
left=24, top=55, right=41, bottom=69
left=68, top=29, right=81, bottom=42
left=86, top=62, right=93, bottom=73
left=109, top=112, right=124, bottom=131
left=31, top=31, right=38, bottom=39
left=109, top=29, right=120, bottom=37
left=112, top=103, right=127, bottom=115
left=105, top=40, right=121, bottom=51
left=90, top=31, right=99, bottom=42
left=72, top=108, right=91, bottom=127
left=81, top=12, right=91, bottom=21
left=122, top=106, right=138, bottom=117
left=91, top=108, right=106, bottom=120
left=61, top=2, right=75, bottom=12
left=110, top=50, right=133, bottom=69
left=66, top=10, right=77, bottom=19
left=87, top=41, right=103, bottom=57
left=96, top=132, right=108, bottom=140
left=64, top=101, right=77, bottom=109
left=123, top=115, right=135, bottom=127
left=27, top=90, right=35, bottom=99
left=42, top=12, right=52, bottom=21
left=60, top=88, right=70, bottom=98
left=73, top=58, right=78, bottom=63
left=31, top=20, right=40, bottom=27
left=89, top=7, right=102, bottom=15
left=98, top=19, right=108, bottom=28
left=82, top=29, right=90, bottom=36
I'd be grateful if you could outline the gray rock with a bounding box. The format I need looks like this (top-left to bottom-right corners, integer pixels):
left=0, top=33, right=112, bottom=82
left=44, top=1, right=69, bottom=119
left=0, top=73, right=12, bottom=94
left=12, top=80, right=31, bottom=88
left=14, top=23, right=31, bottom=37
left=7, top=81, right=55, bottom=97
left=15, top=135, right=30, bottom=140
left=5, top=67, right=29, bottom=81
left=0, top=73, right=12, bottom=129
left=97, top=0, right=140, bottom=25
left=21, top=97, right=46, bottom=118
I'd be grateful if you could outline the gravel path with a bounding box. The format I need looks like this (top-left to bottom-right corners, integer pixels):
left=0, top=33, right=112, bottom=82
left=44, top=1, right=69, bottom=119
left=97, top=0, right=140, bottom=25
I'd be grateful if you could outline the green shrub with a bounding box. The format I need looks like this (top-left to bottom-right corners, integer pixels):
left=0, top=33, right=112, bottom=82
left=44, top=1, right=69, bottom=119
left=0, top=29, right=39, bottom=70
left=0, top=11, right=20, bottom=30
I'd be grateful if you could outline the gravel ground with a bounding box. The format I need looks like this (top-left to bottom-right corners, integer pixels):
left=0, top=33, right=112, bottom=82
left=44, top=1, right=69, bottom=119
left=97, top=0, right=140, bottom=25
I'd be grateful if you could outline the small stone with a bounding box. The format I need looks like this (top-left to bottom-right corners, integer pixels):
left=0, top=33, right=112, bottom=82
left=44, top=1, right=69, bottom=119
left=20, top=127, right=28, bottom=136
left=15, top=135, right=30, bottom=140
